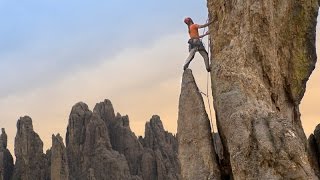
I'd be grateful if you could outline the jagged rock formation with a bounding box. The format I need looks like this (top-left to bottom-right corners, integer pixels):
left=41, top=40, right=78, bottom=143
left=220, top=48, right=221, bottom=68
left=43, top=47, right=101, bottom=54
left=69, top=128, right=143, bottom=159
left=0, top=128, right=14, bottom=180
left=51, top=134, right=69, bottom=180
left=0, top=99, right=179, bottom=180
left=94, top=100, right=181, bottom=180
left=141, top=115, right=180, bottom=180
left=12, top=116, right=49, bottom=180
left=45, top=149, right=52, bottom=180
left=206, top=0, right=319, bottom=179
left=109, top=114, right=144, bottom=177
left=66, top=102, right=131, bottom=180
left=177, top=69, right=221, bottom=180
left=93, top=99, right=116, bottom=129
left=94, top=100, right=144, bottom=177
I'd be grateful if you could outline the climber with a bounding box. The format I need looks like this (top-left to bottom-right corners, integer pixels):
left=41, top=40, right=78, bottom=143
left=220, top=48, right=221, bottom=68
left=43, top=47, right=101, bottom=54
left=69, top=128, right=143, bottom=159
left=183, top=17, right=212, bottom=72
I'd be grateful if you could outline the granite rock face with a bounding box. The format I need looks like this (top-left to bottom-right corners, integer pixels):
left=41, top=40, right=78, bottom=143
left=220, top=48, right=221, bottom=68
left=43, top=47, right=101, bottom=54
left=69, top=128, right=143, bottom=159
left=0, top=128, right=14, bottom=180
left=51, top=134, right=69, bottom=180
left=66, top=102, right=131, bottom=180
left=207, top=0, right=319, bottom=179
left=177, top=69, right=221, bottom=180
left=12, top=116, right=49, bottom=180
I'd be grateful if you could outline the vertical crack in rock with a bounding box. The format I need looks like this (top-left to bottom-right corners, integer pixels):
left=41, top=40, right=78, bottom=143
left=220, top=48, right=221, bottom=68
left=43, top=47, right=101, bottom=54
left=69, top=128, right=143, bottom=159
left=207, top=0, right=319, bottom=179
left=178, top=69, right=221, bottom=180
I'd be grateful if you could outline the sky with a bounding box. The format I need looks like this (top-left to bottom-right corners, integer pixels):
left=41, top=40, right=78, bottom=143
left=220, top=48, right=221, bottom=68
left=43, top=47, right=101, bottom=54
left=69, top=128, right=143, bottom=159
left=0, top=1, right=319, bottom=154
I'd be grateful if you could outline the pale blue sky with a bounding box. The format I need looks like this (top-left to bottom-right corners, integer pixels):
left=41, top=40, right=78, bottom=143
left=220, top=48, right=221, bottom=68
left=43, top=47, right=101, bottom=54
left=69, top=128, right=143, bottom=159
left=0, top=0, right=207, bottom=98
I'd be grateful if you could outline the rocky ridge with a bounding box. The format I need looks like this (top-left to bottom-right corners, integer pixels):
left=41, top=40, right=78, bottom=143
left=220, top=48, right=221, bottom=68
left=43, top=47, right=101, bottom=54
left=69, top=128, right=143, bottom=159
left=1, top=99, right=180, bottom=180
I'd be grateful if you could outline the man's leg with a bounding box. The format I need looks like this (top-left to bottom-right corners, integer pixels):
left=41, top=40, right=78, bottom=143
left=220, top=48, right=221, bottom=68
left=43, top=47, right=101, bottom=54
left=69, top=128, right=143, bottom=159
left=199, top=50, right=211, bottom=72
left=184, top=48, right=197, bottom=70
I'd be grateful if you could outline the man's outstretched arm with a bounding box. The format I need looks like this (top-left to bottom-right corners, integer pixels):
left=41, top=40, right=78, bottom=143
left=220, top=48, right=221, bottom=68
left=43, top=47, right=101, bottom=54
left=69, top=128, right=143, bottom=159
left=199, top=31, right=210, bottom=38
left=198, top=21, right=213, bottom=28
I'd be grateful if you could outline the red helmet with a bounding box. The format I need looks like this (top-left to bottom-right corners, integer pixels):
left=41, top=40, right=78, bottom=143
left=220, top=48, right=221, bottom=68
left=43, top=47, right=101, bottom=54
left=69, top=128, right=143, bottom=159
left=184, top=17, right=192, bottom=24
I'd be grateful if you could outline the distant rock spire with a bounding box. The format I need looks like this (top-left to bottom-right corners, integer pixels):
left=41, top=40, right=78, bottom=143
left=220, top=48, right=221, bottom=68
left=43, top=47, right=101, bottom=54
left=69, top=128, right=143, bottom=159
left=95, top=99, right=181, bottom=180
left=0, top=128, right=7, bottom=149
left=0, top=128, right=14, bottom=180
left=12, top=116, right=49, bottom=180
left=66, top=102, right=131, bottom=180
left=51, top=134, right=69, bottom=180
left=142, top=115, right=180, bottom=180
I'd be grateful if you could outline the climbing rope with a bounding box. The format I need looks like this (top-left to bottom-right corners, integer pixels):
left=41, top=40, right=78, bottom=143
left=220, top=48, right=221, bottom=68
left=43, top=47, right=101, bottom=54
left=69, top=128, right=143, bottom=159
left=199, top=18, right=215, bottom=132
left=198, top=73, right=214, bottom=132
left=206, top=71, right=215, bottom=132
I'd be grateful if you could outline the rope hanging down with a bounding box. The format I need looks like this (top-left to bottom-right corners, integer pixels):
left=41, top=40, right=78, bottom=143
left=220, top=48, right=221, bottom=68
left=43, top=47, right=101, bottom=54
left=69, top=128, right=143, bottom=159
left=199, top=19, right=215, bottom=132
left=199, top=72, right=214, bottom=132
